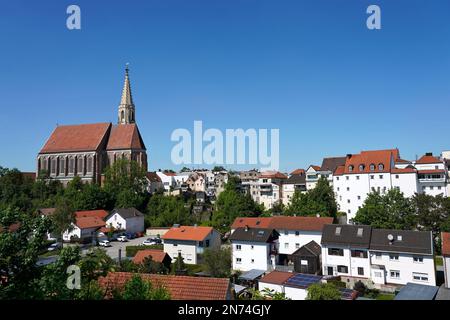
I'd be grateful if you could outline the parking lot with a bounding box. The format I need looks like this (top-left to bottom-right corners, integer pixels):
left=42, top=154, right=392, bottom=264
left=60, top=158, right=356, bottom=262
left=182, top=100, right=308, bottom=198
left=82, top=236, right=150, bottom=260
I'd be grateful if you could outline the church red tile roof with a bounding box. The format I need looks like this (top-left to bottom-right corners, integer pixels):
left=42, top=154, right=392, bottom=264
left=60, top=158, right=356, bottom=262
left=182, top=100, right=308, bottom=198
left=98, top=272, right=231, bottom=300
left=132, top=249, right=168, bottom=264
left=106, top=124, right=146, bottom=150
left=40, top=123, right=111, bottom=153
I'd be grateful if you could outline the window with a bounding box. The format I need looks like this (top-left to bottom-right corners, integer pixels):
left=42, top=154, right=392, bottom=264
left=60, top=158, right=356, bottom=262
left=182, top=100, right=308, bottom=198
left=375, top=252, right=382, bottom=259
left=206, top=240, right=210, bottom=247
left=51, top=158, right=56, bottom=174
left=413, top=256, right=423, bottom=263
left=348, top=165, right=354, bottom=172
left=430, top=186, right=434, bottom=190
left=328, top=248, right=344, bottom=256
left=358, top=267, right=364, bottom=276
left=295, top=243, right=300, bottom=249
left=397, top=235, right=402, bottom=241
left=374, top=271, right=382, bottom=277
left=346, top=187, right=350, bottom=191
left=337, top=187, right=340, bottom=191
left=284, top=243, right=289, bottom=249
left=370, top=164, right=375, bottom=171
left=346, top=176, right=349, bottom=180
left=413, top=272, right=428, bottom=282
left=250, top=245, right=254, bottom=250
left=69, top=158, right=74, bottom=174
left=357, top=196, right=361, bottom=200
left=347, top=199, right=350, bottom=203
left=438, top=186, right=442, bottom=190
left=59, top=158, right=65, bottom=175
left=390, top=270, right=400, bottom=279
left=236, top=245, right=241, bottom=251
left=337, top=265, right=348, bottom=273
left=87, top=157, right=93, bottom=173
left=356, top=176, right=360, bottom=180
left=370, top=175, right=374, bottom=180
left=284, top=230, right=288, bottom=235
left=236, top=258, right=242, bottom=264
left=336, top=177, right=339, bottom=181
left=295, top=231, right=300, bottom=236
left=351, top=250, right=368, bottom=258
left=395, top=175, right=399, bottom=179
left=356, top=228, right=364, bottom=237
left=335, top=227, right=342, bottom=236
left=389, top=254, right=399, bottom=261
left=359, top=164, right=365, bottom=171
left=379, top=175, right=383, bottom=179
left=251, top=259, right=255, bottom=263
left=378, top=163, right=384, bottom=171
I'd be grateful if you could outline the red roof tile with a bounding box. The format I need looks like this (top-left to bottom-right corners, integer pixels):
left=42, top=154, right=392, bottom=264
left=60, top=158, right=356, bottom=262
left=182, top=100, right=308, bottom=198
left=146, top=172, right=162, bottom=182
left=231, top=216, right=333, bottom=231
left=162, top=226, right=214, bottom=241
left=333, top=165, right=345, bottom=176
left=343, top=149, right=399, bottom=175
left=98, top=272, right=231, bottom=300
left=290, top=169, right=305, bottom=175
left=40, top=123, right=111, bottom=153
left=417, top=169, right=446, bottom=175
left=75, top=216, right=105, bottom=229
left=310, top=165, right=321, bottom=171
left=259, top=271, right=293, bottom=285
left=416, top=154, right=441, bottom=164
left=442, top=232, right=450, bottom=256
left=106, top=124, right=146, bottom=150
left=260, top=171, right=288, bottom=179
left=132, top=250, right=169, bottom=264
left=75, top=210, right=109, bottom=219
left=391, top=167, right=417, bottom=174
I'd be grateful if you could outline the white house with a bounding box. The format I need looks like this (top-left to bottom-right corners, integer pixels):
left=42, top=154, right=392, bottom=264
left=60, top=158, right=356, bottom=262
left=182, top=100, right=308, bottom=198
left=229, top=226, right=279, bottom=272
left=62, top=215, right=105, bottom=242
left=146, top=172, right=163, bottom=194
left=442, top=232, right=450, bottom=289
left=282, top=174, right=306, bottom=206
left=156, top=171, right=176, bottom=192
left=321, top=224, right=436, bottom=289
left=161, top=225, right=221, bottom=265
left=256, top=171, right=287, bottom=209
left=230, top=216, right=333, bottom=265
left=414, top=153, right=448, bottom=197
left=105, top=208, right=144, bottom=234
left=305, top=165, right=321, bottom=190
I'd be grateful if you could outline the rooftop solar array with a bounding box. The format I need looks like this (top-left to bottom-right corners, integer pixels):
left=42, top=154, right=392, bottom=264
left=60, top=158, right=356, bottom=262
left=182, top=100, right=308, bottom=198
left=394, top=283, right=438, bottom=300
left=285, top=273, right=322, bottom=288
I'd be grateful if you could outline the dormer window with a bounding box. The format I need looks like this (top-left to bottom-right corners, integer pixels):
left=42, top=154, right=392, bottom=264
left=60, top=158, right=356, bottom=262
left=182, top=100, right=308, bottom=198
left=397, top=235, right=402, bottom=241
left=335, top=227, right=342, bottom=236
left=357, top=228, right=364, bottom=237
left=378, top=163, right=384, bottom=171
left=370, top=164, right=375, bottom=171
left=359, top=164, right=365, bottom=171
left=348, top=165, right=354, bottom=172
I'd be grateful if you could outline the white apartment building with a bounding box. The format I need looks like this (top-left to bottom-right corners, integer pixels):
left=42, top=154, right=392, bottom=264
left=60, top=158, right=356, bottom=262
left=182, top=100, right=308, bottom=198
left=257, top=171, right=287, bottom=209
left=156, top=171, right=176, bottom=192
left=161, top=225, right=221, bottom=265
left=305, top=165, right=321, bottom=190
left=333, top=149, right=448, bottom=223
left=321, top=224, right=436, bottom=289
left=282, top=174, right=306, bottom=206
left=229, top=226, right=279, bottom=272
left=239, top=170, right=260, bottom=202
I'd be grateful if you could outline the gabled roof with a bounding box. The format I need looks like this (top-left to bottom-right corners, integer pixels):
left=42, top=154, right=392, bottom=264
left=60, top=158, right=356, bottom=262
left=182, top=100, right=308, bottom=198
left=285, top=174, right=306, bottom=185
left=106, top=124, right=146, bottom=150
left=394, top=283, right=438, bottom=300
left=417, top=169, right=445, bottom=175
left=98, top=272, right=231, bottom=300
left=39, top=123, right=111, bottom=153
left=307, top=165, right=321, bottom=171
left=229, top=227, right=279, bottom=243
left=333, top=165, right=345, bottom=176
left=75, top=216, right=105, bottom=229
left=260, top=171, right=288, bottom=179
left=290, top=169, right=305, bottom=175
left=320, top=157, right=346, bottom=172
left=442, top=232, right=450, bottom=256
left=146, top=172, right=162, bottom=182
left=321, top=224, right=372, bottom=248
left=259, top=271, right=293, bottom=285
left=231, top=217, right=272, bottom=230
left=396, top=158, right=411, bottom=164
left=416, top=153, right=441, bottom=164
left=108, top=208, right=144, bottom=220
left=75, top=210, right=109, bottom=220
left=162, top=226, right=214, bottom=242
left=370, top=229, right=433, bottom=255
left=230, top=216, right=333, bottom=232
left=291, top=240, right=322, bottom=257
left=132, top=250, right=169, bottom=264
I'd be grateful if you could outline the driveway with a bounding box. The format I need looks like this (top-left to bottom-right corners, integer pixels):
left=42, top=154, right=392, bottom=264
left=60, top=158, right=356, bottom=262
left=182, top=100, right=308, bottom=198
left=82, top=237, right=147, bottom=260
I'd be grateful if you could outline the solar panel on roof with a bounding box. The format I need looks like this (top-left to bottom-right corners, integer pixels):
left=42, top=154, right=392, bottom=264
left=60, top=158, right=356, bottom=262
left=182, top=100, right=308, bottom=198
left=285, top=274, right=322, bottom=288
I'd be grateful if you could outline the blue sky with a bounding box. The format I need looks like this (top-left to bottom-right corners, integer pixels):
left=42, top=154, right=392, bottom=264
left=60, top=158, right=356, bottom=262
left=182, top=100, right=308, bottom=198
left=1, top=0, right=450, bottom=172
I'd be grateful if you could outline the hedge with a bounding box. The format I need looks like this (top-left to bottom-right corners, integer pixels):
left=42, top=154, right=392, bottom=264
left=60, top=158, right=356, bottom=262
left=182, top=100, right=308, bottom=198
left=125, top=245, right=163, bottom=257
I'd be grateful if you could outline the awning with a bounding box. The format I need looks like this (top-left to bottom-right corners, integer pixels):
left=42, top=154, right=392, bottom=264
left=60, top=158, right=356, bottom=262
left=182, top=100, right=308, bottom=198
left=239, top=269, right=266, bottom=281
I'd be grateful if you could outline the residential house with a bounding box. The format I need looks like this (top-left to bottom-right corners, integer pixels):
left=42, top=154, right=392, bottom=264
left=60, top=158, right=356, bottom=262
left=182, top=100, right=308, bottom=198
left=317, top=156, right=346, bottom=186
left=63, top=215, right=105, bottom=243
left=239, top=170, right=260, bottom=202
left=105, top=208, right=144, bottom=234
left=229, top=226, right=279, bottom=272
left=282, top=174, right=306, bottom=206
left=146, top=171, right=163, bottom=194
left=257, top=171, right=287, bottom=209
left=99, top=272, right=233, bottom=300
left=132, top=249, right=172, bottom=270
left=414, top=153, right=448, bottom=197
left=156, top=171, right=177, bottom=192
left=305, top=165, right=321, bottom=190
left=441, top=232, right=450, bottom=289
left=289, top=240, right=322, bottom=274
left=321, top=224, right=436, bottom=289
left=186, top=172, right=206, bottom=192
left=162, top=225, right=221, bottom=265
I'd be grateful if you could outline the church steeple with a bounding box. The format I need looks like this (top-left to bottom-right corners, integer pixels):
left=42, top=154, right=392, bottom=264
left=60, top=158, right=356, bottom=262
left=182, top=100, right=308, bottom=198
left=118, top=64, right=136, bottom=124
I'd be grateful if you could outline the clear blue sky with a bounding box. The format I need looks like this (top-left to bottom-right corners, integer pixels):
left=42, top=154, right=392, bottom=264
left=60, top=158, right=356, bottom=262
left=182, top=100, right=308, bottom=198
left=1, top=0, right=450, bottom=173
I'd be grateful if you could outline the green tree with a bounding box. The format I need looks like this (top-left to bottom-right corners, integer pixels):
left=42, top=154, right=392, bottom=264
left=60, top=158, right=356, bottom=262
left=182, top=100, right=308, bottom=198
left=113, top=274, right=170, bottom=300
left=286, top=176, right=337, bottom=217
left=139, top=256, right=169, bottom=274
left=146, top=194, right=192, bottom=227
left=51, top=198, right=76, bottom=247
left=201, top=248, right=231, bottom=278
left=306, top=283, right=341, bottom=300
left=353, top=189, right=415, bottom=229
left=78, top=248, right=115, bottom=284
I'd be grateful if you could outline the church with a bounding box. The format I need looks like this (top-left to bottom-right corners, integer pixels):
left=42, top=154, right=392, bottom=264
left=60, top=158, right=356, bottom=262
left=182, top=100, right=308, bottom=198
left=36, top=66, right=148, bottom=185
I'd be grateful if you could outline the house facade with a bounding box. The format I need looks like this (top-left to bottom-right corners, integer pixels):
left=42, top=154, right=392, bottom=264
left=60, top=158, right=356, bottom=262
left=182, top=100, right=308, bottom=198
left=282, top=174, right=306, bottom=206
left=321, top=224, right=436, bottom=289
left=105, top=208, right=145, bottom=234
left=256, top=171, right=287, bottom=209
left=162, top=225, right=221, bottom=265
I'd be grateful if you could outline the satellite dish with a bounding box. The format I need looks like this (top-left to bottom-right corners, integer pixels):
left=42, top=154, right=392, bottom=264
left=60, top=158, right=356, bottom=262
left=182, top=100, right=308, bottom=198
left=387, top=234, right=394, bottom=241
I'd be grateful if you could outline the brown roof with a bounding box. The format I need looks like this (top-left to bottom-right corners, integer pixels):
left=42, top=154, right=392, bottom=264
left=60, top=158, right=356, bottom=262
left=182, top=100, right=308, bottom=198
left=162, top=226, right=214, bottom=241
left=75, top=210, right=109, bottom=219
left=320, top=157, right=346, bottom=172
left=417, top=169, right=446, bottom=175
left=260, top=171, right=288, bottom=179
left=106, top=124, right=146, bottom=150
left=290, top=169, right=305, bottom=175
left=442, top=232, right=450, bottom=256
left=98, top=272, right=231, bottom=300
left=231, top=216, right=333, bottom=232
left=259, top=271, right=293, bottom=285
left=416, top=154, right=441, bottom=164
left=391, top=167, right=417, bottom=174
left=38, top=208, right=56, bottom=216
left=396, top=158, right=411, bottom=164
left=146, top=172, right=162, bottom=182
left=75, top=216, right=105, bottom=229
left=40, top=123, right=111, bottom=153
left=309, top=165, right=321, bottom=171
left=132, top=250, right=168, bottom=264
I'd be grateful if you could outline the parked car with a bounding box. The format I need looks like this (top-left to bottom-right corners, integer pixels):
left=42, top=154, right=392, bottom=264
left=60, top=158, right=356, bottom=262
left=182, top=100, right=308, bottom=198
left=124, top=232, right=136, bottom=240
left=142, top=238, right=157, bottom=246
left=98, top=240, right=111, bottom=247
left=117, top=235, right=128, bottom=242
left=47, top=242, right=62, bottom=251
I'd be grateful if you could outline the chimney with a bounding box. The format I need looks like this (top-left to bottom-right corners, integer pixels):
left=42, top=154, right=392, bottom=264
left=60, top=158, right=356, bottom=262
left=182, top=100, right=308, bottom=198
left=316, top=214, right=320, bottom=218
left=346, top=154, right=352, bottom=158
left=426, top=152, right=433, bottom=156
left=194, top=224, right=198, bottom=227
left=245, top=225, right=249, bottom=232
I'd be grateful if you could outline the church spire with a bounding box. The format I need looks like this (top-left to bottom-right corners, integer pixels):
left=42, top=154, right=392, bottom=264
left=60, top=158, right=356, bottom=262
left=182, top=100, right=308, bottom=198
left=118, top=63, right=136, bottom=124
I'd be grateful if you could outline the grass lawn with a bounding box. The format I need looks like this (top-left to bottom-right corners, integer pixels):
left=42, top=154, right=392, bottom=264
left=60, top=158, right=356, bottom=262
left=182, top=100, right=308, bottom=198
left=376, top=293, right=395, bottom=300
left=435, top=256, right=443, bottom=266
left=39, top=249, right=60, bottom=258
